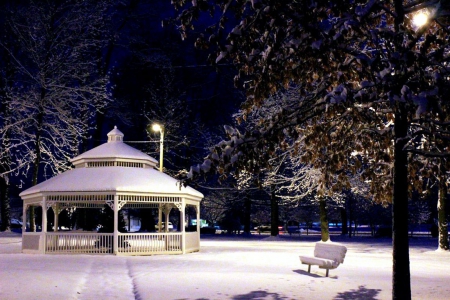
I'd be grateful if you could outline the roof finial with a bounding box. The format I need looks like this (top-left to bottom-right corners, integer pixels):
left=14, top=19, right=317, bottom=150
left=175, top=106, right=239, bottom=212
left=107, top=126, right=124, bottom=143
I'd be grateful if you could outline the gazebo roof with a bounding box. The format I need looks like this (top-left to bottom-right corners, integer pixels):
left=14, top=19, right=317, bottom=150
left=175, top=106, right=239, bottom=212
left=20, top=126, right=203, bottom=199
left=70, top=126, right=158, bottom=168
left=19, top=167, right=203, bottom=198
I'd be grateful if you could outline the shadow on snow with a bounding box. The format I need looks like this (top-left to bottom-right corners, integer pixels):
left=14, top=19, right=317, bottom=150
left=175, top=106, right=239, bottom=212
left=333, top=285, right=381, bottom=300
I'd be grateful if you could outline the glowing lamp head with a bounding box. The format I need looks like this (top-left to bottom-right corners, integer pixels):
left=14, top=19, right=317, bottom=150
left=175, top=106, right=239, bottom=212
left=413, top=12, right=428, bottom=28
left=152, top=124, right=162, bottom=132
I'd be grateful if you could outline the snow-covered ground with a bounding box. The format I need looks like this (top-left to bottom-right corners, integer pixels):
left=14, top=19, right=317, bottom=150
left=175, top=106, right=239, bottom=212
left=0, top=232, right=449, bottom=300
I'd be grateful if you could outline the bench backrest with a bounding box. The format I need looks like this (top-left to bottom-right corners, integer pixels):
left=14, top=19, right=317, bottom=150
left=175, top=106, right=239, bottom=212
left=314, top=242, right=347, bottom=263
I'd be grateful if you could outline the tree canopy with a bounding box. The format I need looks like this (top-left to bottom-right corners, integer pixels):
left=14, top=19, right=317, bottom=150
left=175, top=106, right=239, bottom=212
left=170, top=1, right=450, bottom=299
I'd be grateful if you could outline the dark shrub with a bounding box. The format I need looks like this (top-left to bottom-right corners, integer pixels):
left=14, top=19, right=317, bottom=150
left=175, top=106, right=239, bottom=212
left=200, top=227, right=216, bottom=234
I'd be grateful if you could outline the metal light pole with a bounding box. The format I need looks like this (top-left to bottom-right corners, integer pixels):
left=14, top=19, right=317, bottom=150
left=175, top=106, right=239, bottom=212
left=152, top=123, right=164, bottom=233
left=152, top=123, right=164, bottom=172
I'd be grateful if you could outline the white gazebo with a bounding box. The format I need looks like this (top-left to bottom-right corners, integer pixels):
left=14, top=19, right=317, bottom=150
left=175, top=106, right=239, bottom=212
left=20, top=126, right=203, bottom=255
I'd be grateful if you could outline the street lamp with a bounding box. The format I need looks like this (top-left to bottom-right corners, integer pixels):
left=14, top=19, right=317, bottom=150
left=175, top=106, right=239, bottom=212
left=413, top=11, right=429, bottom=28
left=152, top=123, right=164, bottom=172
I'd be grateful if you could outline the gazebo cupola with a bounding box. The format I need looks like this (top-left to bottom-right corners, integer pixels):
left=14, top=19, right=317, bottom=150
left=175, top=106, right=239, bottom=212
left=20, top=126, right=203, bottom=256
left=70, top=126, right=158, bottom=170
left=108, top=125, right=124, bottom=142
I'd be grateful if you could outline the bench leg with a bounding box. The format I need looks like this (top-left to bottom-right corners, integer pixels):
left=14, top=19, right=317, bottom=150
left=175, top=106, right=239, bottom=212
left=325, top=269, right=329, bottom=277
left=307, top=265, right=311, bottom=273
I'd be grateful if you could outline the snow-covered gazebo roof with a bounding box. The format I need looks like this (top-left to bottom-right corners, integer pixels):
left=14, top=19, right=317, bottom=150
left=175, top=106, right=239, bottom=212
left=19, top=167, right=203, bottom=198
left=20, top=126, right=203, bottom=200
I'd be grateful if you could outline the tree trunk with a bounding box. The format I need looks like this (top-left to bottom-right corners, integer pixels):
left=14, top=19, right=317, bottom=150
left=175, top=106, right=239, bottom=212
left=341, top=207, right=348, bottom=236
left=0, top=176, right=10, bottom=231
left=30, top=98, right=45, bottom=232
left=243, top=194, right=251, bottom=235
left=93, top=111, right=105, bottom=148
left=438, top=169, right=449, bottom=250
left=270, top=186, right=279, bottom=236
left=319, top=197, right=329, bottom=242
left=347, top=194, right=353, bottom=238
left=392, top=103, right=411, bottom=300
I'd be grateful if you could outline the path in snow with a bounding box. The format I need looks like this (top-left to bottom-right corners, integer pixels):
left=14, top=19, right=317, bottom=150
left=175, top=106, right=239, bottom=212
left=77, top=257, right=136, bottom=300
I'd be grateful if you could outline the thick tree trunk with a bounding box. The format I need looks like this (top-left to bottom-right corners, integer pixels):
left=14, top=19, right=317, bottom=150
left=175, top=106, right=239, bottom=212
left=347, top=195, right=353, bottom=238
left=243, top=194, right=251, bottom=234
left=392, top=104, right=411, bottom=300
left=341, top=207, right=348, bottom=236
left=319, top=197, right=329, bottom=242
left=438, top=170, right=449, bottom=250
left=270, top=186, right=279, bottom=236
left=30, top=98, right=45, bottom=232
left=0, top=176, right=10, bottom=231
left=0, top=40, right=13, bottom=233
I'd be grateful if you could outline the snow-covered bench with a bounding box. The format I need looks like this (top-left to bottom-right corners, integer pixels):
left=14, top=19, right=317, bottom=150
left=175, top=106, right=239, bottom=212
left=299, top=242, right=347, bottom=277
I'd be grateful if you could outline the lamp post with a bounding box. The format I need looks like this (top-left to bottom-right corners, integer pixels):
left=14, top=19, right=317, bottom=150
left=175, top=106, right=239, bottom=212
left=152, top=123, right=164, bottom=172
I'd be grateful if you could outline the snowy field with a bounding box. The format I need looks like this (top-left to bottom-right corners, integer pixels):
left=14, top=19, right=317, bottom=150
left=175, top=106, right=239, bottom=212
left=0, top=232, right=449, bottom=300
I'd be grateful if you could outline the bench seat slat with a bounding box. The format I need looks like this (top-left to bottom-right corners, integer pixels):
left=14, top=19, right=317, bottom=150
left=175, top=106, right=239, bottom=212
left=299, top=256, right=338, bottom=268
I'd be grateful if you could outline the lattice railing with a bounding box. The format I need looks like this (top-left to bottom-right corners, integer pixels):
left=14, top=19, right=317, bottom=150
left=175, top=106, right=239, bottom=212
left=118, top=233, right=182, bottom=254
left=47, top=194, right=114, bottom=202
left=45, top=232, right=113, bottom=254
left=118, top=195, right=180, bottom=203
left=44, top=232, right=183, bottom=255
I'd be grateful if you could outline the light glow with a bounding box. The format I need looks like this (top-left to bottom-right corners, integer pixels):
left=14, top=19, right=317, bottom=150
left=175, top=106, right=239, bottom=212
left=152, top=123, right=162, bottom=132
left=413, top=12, right=428, bottom=27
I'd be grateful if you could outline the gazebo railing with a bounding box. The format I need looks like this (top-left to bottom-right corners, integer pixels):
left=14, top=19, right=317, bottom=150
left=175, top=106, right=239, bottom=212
left=46, top=232, right=113, bottom=254
left=118, top=232, right=182, bottom=255
left=43, top=232, right=183, bottom=255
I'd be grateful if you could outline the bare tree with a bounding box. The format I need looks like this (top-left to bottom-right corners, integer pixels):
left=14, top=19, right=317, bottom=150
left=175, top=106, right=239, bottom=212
left=0, top=0, right=111, bottom=229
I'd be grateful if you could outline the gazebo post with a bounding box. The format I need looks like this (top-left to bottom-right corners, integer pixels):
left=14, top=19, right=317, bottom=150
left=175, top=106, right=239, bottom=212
left=164, top=206, right=172, bottom=233
left=22, top=204, right=27, bottom=233
left=113, top=195, right=119, bottom=255
left=163, top=205, right=171, bottom=251
left=158, top=205, right=163, bottom=233
left=53, top=204, right=59, bottom=231
left=30, top=205, right=36, bottom=232
left=181, top=200, right=186, bottom=254
left=42, top=197, right=47, bottom=254
left=196, top=203, right=200, bottom=240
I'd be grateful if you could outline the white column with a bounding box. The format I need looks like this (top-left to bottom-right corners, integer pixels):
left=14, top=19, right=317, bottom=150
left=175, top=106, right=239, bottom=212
left=158, top=204, right=163, bottom=233
left=196, top=203, right=201, bottom=244
left=42, top=199, right=47, bottom=232
left=113, top=195, right=119, bottom=255
left=32, top=205, right=36, bottom=232
left=54, top=204, right=59, bottom=231
left=42, top=197, right=47, bottom=254
left=181, top=200, right=186, bottom=254
left=164, top=206, right=172, bottom=233
left=22, top=204, right=27, bottom=234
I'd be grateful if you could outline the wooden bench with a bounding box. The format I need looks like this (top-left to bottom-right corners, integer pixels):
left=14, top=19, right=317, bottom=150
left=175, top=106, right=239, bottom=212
left=299, top=242, right=347, bottom=277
